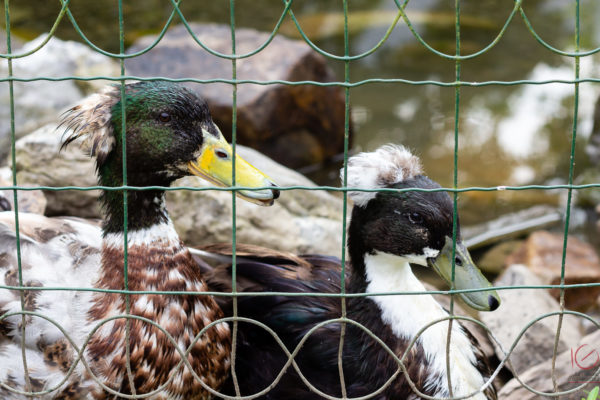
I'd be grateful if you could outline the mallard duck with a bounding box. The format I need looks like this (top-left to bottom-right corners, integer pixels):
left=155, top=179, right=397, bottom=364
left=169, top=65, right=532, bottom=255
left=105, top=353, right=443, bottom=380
left=0, top=81, right=279, bottom=399
left=198, top=145, right=500, bottom=399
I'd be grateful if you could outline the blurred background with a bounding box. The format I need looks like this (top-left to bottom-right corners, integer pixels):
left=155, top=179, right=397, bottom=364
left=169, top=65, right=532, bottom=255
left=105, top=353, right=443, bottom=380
left=4, top=0, right=600, bottom=233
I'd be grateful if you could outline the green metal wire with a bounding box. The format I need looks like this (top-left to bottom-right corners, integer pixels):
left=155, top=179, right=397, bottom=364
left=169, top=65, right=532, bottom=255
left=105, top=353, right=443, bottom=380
left=116, top=0, right=137, bottom=395
left=0, top=0, right=598, bottom=398
left=336, top=0, right=350, bottom=396
left=445, top=0, right=462, bottom=395
left=0, top=183, right=598, bottom=193
left=551, top=1, right=581, bottom=397
left=229, top=0, right=242, bottom=396
left=0, top=282, right=598, bottom=298
left=6, top=75, right=600, bottom=87
left=3, top=0, right=32, bottom=393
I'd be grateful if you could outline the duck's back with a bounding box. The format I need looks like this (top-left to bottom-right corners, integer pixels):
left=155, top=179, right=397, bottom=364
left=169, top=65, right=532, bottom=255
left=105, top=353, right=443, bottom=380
left=0, top=211, right=102, bottom=399
left=198, top=244, right=350, bottom=398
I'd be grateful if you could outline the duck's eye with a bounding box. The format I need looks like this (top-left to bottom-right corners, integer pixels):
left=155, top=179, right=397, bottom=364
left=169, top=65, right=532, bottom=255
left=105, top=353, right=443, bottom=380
left=159, top=112, right=171, bottom=123
left=407, top=212, right=423, bottom=224
left=455, top=257, right=463, bottom=267
left=215, top=149, right=229, bottom=159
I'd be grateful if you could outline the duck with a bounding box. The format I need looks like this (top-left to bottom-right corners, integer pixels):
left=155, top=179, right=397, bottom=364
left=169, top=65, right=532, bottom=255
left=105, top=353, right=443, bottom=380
left=0, top=81, right=279, bottom=399
left=197, top=145, right=500, bottom=399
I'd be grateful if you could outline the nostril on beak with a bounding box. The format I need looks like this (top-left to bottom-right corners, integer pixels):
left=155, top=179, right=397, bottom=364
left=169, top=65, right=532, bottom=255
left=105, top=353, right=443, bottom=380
left=269, top=182, right=280, bottom=199
left=488, top=295, right=500, bottom=311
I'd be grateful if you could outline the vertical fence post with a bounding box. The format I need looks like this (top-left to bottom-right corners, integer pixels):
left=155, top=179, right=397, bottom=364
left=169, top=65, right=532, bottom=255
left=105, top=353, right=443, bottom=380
left=229, top=1, right=242, bottom=397
left=551, top=0, right=581, bottom=397
left=4, top=0, right=31, bottom=393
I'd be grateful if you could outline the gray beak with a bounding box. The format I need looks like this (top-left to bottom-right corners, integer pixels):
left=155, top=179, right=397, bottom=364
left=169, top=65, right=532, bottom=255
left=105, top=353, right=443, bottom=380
left=427, top=236, right=500, bottom=312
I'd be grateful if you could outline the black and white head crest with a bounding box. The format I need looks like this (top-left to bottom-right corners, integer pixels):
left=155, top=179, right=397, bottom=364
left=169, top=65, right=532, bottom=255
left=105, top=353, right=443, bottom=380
left=343, top=144, right=423, bottom=207
left=59, top=85, right=120, bottom=165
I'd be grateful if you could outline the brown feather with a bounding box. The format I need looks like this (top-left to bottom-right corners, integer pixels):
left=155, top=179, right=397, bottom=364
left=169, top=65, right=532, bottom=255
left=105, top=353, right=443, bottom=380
left=87, top=241, right=231, bottom=399
left=59, top=86, right=119, bottom=164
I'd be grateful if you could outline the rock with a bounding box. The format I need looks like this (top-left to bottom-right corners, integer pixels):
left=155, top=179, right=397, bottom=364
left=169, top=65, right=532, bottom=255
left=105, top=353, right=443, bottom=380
left=11, top=124, right=344, bottom=255
left=0, top=169, right=47, bottom=214
left=462, top=205, right=562, bottom=250
left=0, top=35, right=120, bottom=162
left=477, top=240, right=522, bottom=275
left=0, top=31, right=23, bottom=54
left=126, top=23, right=348, bottom=169
left=480, top=265, right=582, bottom=378
left=499, top=329, right=600, bottom=400
left=582, top=304, right=600, bottom=336
left=14, top=124, right=100, bottom=218
left=507, top=230, right=600, bottom=310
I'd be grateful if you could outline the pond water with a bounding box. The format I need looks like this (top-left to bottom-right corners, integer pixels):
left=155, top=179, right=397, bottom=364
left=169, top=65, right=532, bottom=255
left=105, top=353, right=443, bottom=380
left=5, top=0, right=600, bottom=229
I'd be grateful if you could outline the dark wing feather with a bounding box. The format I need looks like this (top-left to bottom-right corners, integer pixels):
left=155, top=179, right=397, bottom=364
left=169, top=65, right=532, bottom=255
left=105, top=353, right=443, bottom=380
left=196, top=244, right=348, bottom=398
left=196, top=243, right=345, bottom=314
left=195, top=244, right=496, bottom=399
left=462, top=322, right=498, bottom=400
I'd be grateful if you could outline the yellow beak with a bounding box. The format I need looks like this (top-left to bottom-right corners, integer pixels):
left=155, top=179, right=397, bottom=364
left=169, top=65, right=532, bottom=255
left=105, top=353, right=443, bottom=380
left=188, top=129, right=279, bottom=206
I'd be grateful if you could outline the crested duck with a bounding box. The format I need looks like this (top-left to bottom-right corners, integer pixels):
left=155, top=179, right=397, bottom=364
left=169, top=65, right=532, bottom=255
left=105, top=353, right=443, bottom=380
left=199, top=145, right=500, bottom=399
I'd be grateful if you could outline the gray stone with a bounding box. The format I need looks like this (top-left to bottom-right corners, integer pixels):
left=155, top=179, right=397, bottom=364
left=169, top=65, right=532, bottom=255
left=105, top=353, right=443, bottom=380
left=499, top=329, right=600, bottom=400
left=0, top=167, right=47, bottom=214
left=507, top=231, right=600, bottom=311
left=11, top=123, right=345, bottom=255
left=126, top=23, right=348, bottom=169
left=463, top=205, right=562, bottom=250
left=14, top=124, right=100, bottom=218
left=477, top=240, right=523, bottom=275
left=0, top=31, right=23, bottom=54
left=480, top=265, right=582, bottom=378
left=0, top=35, right=120, bottom=162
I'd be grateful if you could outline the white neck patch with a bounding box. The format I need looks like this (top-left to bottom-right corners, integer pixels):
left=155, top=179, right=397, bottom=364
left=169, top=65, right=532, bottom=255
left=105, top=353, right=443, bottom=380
left=103, top=219, right=181, bottom=249
left=363, top=251, right=487, bottom=399
left=399, top=247, right=439, bottom=267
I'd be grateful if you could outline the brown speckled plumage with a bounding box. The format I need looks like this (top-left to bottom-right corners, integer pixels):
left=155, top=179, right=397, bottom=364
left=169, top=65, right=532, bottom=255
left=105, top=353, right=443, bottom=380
left=0, top=214, right=232, bottom=400
left=87, top=241, right=230, bottom=399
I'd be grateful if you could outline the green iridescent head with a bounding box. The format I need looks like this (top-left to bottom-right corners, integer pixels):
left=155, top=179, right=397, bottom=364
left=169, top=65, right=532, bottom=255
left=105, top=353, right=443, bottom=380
left=61, top=81, right=279, bottom=206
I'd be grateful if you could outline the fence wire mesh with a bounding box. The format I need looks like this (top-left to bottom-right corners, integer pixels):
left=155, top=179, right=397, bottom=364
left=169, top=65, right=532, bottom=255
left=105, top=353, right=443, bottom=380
left=1, top=0, right=600, bottom=399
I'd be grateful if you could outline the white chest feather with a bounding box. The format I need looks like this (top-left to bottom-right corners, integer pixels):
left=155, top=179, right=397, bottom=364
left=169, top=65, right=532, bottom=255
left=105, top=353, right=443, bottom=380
left=364, top=252, right=487, bottom=399
left=103, top=220, right=181, bottom=249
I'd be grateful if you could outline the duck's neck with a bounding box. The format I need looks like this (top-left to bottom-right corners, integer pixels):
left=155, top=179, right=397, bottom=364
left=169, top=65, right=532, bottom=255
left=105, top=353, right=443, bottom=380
left=97, top=214, right=191, bottom=294
left=354, top=251, right=486, bottom=399
left=100, top=187, right=169, bottom=234
left=90, top=201, right=232, bottom=396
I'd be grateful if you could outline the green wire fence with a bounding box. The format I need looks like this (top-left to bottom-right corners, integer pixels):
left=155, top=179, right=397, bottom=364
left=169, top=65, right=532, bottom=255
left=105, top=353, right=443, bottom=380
left=1, top=0, right=600, bottom=398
